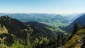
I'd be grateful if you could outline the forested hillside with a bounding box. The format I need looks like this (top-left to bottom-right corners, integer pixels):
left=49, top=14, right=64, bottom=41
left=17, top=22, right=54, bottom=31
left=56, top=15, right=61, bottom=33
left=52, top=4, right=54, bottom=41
left=0, top=16, right=68, bottom=48
left=0, top=13, right=85, bottom=48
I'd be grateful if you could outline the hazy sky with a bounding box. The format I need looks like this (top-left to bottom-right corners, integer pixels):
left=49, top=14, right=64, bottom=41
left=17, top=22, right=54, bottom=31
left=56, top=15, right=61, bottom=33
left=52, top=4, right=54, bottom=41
left=0, top=0, right=85, bottom=14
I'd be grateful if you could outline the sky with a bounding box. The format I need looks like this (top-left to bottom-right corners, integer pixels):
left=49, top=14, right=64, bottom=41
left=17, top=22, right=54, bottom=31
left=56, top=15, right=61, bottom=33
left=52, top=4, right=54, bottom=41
left=0, top=0, right=85, bottom=14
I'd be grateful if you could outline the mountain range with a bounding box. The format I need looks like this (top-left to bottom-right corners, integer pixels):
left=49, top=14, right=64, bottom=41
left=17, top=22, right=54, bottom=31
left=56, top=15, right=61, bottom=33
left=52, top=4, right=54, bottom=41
left=0, top=13, right=85, bottom=48
left=0, top=16, right=68, bottom=48
left=0, top=13, right=80, bottom=27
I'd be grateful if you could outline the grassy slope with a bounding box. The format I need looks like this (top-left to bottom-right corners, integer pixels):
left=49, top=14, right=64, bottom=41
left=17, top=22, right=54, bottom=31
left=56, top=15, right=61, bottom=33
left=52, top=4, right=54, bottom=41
left=64, top=28, right=85, bottom=48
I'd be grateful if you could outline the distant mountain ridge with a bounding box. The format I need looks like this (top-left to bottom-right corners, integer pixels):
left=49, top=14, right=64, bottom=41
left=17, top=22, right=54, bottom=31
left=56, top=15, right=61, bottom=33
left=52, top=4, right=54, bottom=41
left=70, top=14, right=85, bottom=26
left=60, top=14, right=85, bottom=33
left=0, top=13, right=82, bottom=29
left=0, top=13, right=80, bottom=23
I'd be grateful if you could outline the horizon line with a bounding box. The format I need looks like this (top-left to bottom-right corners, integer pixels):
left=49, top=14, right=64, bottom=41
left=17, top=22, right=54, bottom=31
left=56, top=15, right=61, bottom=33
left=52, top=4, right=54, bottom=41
left=0, top=12, right=84, bottom=14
